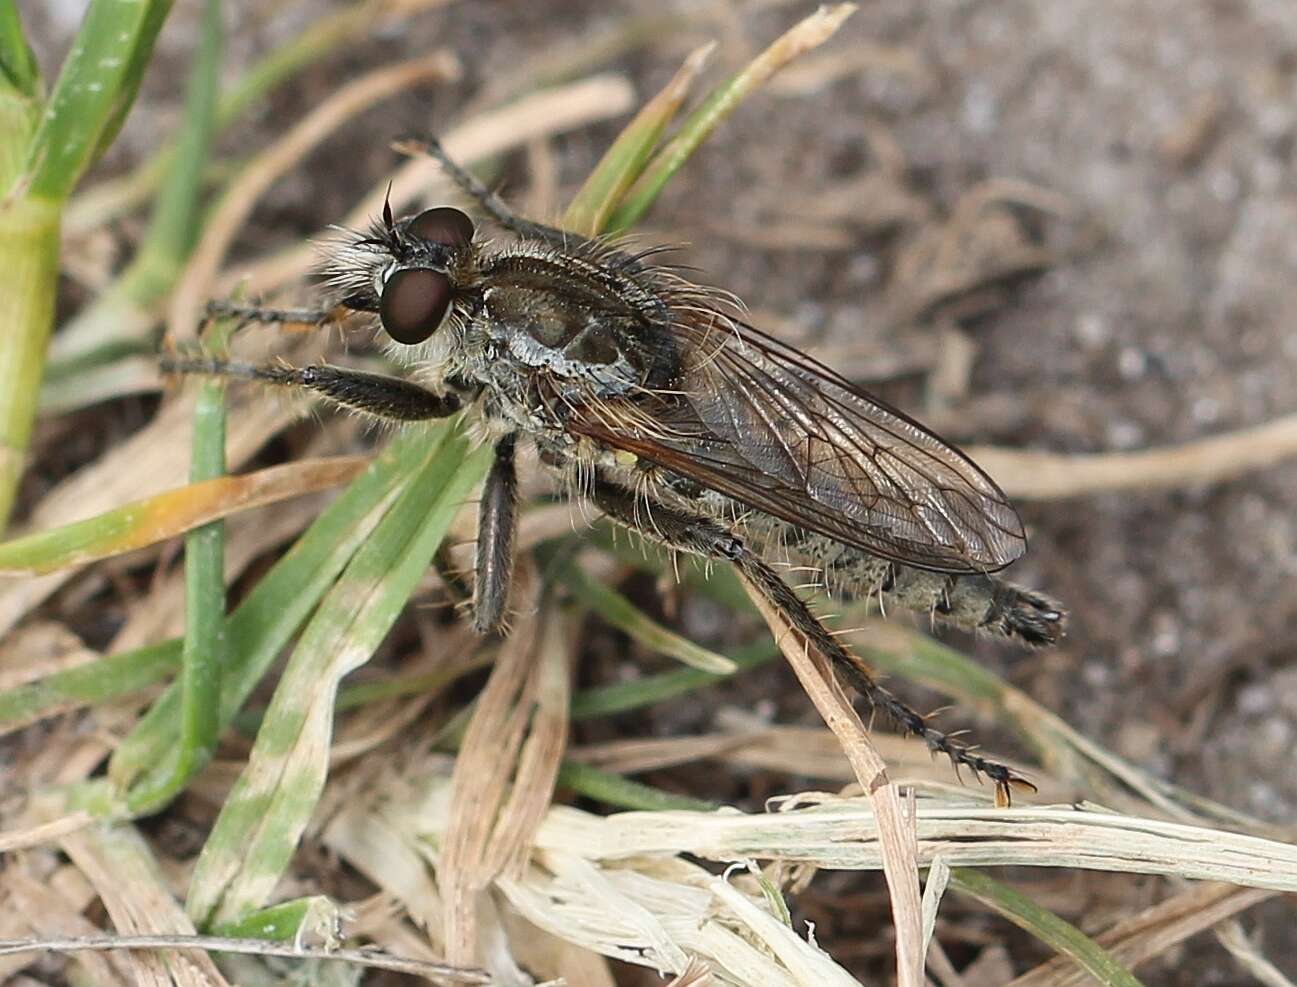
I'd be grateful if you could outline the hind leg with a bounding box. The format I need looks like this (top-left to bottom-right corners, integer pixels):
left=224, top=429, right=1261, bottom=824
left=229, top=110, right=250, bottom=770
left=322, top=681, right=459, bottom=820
left=590, top=479, right=1034, bottom=804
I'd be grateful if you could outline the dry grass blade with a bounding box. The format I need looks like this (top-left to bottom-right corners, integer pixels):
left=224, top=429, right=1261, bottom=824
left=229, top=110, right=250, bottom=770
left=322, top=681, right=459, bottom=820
left=0, top=935, right=490, bottom=983
left=1214, top=920, right=1296, bottom=987
left=970, top=411, right=1297, bottom=500
left=735, top=570, right=923, bottom=987
left=51, top=817, right=230, bottom=987
left=666, top=956, right=715, bottom=986
left=1, top=866, right=131, bottom=985
left=523, top=800, right=1297, bottom=892
left=0, top=811, right=94, bottom=854
left=363, top=773, right=862, bottom=982
left=168, top=50, right=461, bottom=341
left=568, top=733, right=760, bottom=775
left=919, top=855, right=951, bottom=964
left=0, top=456, right=366, bottom=575
left=708, top=876, right=859, bottom=986
left=441, top=575, right=572, bottom=965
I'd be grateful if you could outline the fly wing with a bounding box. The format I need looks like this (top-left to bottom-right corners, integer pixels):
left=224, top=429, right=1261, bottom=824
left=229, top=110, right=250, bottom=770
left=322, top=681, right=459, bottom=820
left=565, top=309, right=1026, bottom=573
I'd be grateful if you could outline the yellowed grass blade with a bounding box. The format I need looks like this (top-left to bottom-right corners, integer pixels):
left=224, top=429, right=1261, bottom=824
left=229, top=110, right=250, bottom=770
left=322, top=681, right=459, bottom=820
left=0, top=457, right=366, bottom=575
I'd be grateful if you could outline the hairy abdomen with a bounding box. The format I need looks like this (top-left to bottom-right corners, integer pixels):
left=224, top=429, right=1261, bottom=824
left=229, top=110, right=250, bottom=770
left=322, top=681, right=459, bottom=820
left=645, top=472, right=1067, bottom=647
left=741, top=519, right=1066, bottom=647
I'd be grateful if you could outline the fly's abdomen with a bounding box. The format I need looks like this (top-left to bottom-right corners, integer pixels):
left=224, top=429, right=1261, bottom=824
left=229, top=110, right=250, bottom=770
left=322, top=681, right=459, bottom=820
left=637, top=465, right=1065, bottom=647
left=740, top=519, right=1066, bottom=647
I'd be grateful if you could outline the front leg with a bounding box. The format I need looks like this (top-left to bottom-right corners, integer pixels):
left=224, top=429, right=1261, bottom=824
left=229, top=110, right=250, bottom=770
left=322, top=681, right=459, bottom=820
left=398, top=136, right=576, bottom=248
left=161, top=356, right=463, bottom=422
left=471, top=434, right=519, bottom=635
left=204, top=300, right=348, bottom=327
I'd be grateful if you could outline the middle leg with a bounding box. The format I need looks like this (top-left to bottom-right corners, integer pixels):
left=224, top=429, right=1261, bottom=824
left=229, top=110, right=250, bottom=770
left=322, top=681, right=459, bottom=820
left=471, top=434, right=519, bottom=636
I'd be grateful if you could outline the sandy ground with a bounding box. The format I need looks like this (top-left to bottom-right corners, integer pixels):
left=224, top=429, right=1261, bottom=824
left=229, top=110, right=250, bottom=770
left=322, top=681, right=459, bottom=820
left=22, top=0, right=1297, bottom=982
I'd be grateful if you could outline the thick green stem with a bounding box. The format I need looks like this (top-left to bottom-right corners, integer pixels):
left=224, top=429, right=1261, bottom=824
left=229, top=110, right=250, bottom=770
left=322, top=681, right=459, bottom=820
left=0, top=196, right=60, bottom=531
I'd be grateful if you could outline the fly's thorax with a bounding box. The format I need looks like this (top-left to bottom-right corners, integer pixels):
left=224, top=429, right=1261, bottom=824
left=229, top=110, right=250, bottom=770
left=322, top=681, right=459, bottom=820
left=468, top=244, right=678, bottom=395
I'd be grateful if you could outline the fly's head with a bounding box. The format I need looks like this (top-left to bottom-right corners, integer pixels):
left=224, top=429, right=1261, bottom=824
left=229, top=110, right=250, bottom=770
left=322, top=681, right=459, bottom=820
left=323, top=200, right=480, bottom=346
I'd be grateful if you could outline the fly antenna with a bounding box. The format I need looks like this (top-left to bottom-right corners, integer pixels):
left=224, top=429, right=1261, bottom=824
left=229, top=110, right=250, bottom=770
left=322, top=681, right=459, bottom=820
left=382, top=181, right=396, bottom=233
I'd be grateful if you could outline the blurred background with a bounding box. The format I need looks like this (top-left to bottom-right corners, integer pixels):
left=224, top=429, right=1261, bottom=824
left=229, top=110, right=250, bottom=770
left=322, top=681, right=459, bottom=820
left=12, top=1, right=1297, bottom=983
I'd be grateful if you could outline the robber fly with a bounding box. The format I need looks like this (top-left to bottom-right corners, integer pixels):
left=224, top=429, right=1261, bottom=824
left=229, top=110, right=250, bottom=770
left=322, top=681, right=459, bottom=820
left=167, top=138, right=1065, bottom=803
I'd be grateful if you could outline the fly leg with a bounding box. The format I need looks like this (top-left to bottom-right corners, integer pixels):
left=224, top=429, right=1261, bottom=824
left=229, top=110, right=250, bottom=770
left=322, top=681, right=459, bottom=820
left=401, top=136, right=576, bottom=248
left=204, top=300, right=348, bottom=327
left=591, top=479, right=1034, bottom=804
left=471, top=434, right=519, bottom=636
left=161, top=356, right=463, bottom=421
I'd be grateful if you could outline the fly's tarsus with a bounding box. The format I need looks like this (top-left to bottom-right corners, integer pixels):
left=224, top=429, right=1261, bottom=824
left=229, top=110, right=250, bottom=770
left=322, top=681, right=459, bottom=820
left=729, top=541, right=1034, bottom=806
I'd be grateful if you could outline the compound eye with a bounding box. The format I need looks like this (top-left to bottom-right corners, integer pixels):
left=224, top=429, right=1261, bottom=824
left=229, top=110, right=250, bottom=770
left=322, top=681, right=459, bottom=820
left=380, top=268, right=452, bottom=344
left=408, top=206, right=475, bottom=247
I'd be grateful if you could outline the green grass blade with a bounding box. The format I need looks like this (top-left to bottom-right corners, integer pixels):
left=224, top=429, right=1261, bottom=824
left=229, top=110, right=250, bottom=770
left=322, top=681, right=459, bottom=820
left=186, top=435, right=491, bottom=927
left=0, top=1, right=39, bottom=99
left=131, top=0, right=221, bottom=281
left=0, top=196, right=59, bottom=531
left=0, top=0, right=41, bottom=195
left=128, top=314, right=229, bottom=811
left=64, top=1, right=434, bottom=235
left=0, top=0, right=173, bottom=530
left=556, top=761, right=719, bottom=812
left=0, top=639, right=181, bottom=734
left=208, top=897, right=336, bottom=943
left=606, top=4, right=855, bottom=233
left=556, top=555, right=736, bottom=673
left=570, top=639, right=777, bottom=721
left=949, top=868, right=1147, bottom=987
left=21, top=0, right=174, bottom=200
left=109, top=429, right=439, bottom=794
left=233, top=653, right=495, bottom=737
left=562, top=41, right=713, bottom=236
